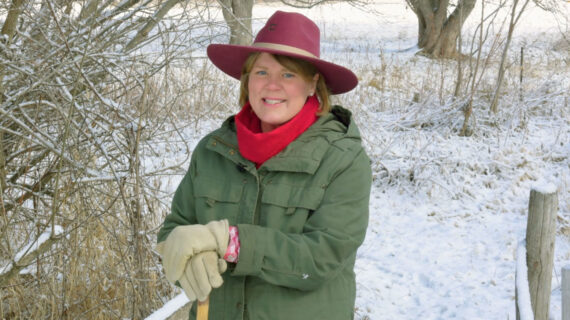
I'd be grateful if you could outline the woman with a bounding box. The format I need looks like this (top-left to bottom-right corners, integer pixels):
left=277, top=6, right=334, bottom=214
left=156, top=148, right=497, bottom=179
left=157, top=10, right=372, bottom=320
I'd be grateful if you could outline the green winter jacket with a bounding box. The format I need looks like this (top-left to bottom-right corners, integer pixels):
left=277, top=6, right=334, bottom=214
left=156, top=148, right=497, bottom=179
left=157, top=106, right=372, bottom=320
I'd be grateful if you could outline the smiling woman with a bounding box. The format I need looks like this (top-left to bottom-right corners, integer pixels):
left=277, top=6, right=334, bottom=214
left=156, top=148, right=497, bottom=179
left=156, top=10, right=372, bottom=320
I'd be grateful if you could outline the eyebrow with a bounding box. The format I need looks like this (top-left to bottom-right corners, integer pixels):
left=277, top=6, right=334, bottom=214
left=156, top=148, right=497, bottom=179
left=252, top=64, right=295, bottom=74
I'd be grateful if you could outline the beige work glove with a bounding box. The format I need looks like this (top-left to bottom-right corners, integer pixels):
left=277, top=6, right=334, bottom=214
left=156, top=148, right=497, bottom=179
left=156, top=219, right=229, bottom=283
left=179, top=251, right=227, bottom=302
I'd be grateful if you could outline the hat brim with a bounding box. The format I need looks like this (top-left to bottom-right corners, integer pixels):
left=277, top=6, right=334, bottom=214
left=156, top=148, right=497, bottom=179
left=207, top=44, right=358, bottom=95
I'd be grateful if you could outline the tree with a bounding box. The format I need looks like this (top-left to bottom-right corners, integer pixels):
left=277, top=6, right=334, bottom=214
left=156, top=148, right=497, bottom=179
left=218, top=0, right=254, bottom=45
left=406, top=0, right=477, bottom=58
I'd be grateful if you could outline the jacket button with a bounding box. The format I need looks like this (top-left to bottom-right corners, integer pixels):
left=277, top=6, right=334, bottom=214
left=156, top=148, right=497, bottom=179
left=229, top=149, right=235, bottom=155
left=211, top=141, right=217, bottom=146
left=236, top=302, right=242, bottom=309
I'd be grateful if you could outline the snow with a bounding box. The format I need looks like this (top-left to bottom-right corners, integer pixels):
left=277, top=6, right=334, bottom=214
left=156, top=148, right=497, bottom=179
left=149, top=1, right=570, bottom=319
left=532, top=178, right=559, bottom=194
left=516, top=240, right=534, bottom=320
left=15, top=226, right=63, bottom=263
left=1, top=226, right=65, bottom=278
left=145, top=293, right=190, bottom=320
left=0, top=262, right=13, bottom=276
left=55, top=77, right=73, bottom=102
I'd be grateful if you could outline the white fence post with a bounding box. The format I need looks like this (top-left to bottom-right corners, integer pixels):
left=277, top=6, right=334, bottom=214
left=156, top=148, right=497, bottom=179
left=563, top=266, right=570, bottom=320
left=516, top=240, right=534, bottom=320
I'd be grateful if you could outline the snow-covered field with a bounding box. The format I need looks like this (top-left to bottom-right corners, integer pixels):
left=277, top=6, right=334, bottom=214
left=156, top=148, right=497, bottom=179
left=148, top=1, right=570, bottom=319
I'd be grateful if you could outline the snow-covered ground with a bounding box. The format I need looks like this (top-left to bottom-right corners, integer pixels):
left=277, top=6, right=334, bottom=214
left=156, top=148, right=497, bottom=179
left=148, top=1, right=570, bottom=319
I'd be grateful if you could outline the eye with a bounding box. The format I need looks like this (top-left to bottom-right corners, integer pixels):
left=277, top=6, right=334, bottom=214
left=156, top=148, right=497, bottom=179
left=254, top=70, right=267, bottom=76
left=283, top=72, right=295, bottom=79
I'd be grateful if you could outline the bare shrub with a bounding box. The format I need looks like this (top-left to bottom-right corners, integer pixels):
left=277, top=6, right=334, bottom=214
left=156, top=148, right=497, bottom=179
left=0, top=0, right=229, bottom=318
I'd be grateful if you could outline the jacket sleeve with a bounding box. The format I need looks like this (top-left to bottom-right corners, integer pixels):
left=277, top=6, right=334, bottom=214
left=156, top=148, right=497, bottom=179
left=157, top=155, right=199, bottom=243
left=232, top=148, right=372, bottom=291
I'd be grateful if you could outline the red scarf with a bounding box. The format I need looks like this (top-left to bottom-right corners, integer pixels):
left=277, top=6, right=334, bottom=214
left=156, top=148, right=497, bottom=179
left=235, top=96, right=319, bottom=167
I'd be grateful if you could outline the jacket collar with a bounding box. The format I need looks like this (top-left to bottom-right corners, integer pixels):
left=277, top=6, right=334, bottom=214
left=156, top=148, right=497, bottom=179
left=207, top=106, right=360, bottom=175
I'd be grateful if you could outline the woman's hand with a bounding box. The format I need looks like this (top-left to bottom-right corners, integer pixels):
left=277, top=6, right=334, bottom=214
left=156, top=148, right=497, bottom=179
left=156, top=220, right=229, bottom=283
left=179, top=251, right=227, bottom=302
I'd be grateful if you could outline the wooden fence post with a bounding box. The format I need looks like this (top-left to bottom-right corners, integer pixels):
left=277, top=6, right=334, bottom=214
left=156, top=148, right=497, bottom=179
left=526, top=187, right=558, bottom=320
left=563, top=266, right=570, bottom=320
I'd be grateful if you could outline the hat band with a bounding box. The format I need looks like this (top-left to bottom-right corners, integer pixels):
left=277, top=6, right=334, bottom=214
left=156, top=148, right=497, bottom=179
left=252, top=42, right=318, bottom=59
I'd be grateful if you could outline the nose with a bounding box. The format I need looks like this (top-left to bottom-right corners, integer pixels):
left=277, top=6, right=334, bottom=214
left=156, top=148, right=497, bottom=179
left=265, top=74, right=282, bottom=90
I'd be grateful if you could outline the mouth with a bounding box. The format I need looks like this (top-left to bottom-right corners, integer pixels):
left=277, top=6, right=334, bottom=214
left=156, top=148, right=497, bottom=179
left=263, top=98, right=285, bottom=105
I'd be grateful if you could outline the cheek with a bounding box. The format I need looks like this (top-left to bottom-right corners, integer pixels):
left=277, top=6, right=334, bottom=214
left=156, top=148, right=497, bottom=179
left=299, top=80, right=315, bottom=95
left=248, top=76, right=261, bottom=91
left=295, top=84, right=312, bottom=98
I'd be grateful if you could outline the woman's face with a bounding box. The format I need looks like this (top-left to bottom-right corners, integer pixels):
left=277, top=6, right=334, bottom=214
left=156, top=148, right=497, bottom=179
left=248, top=53, right=318, bottom=133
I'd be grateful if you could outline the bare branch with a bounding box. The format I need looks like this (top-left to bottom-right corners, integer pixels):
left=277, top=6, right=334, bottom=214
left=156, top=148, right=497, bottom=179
left=0, top=227, right=64, bottom=287
left=124, top=0, right=184, bottom=52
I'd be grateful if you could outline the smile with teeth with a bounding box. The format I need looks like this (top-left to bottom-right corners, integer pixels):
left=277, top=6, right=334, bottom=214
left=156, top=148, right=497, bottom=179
left=263, top=98, right=285, bottom=105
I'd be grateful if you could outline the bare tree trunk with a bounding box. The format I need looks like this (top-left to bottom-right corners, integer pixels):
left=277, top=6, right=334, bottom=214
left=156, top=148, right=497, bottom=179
left=127, top=121, right=148, bottom=318
left=218, top=0, right=254, bottom=45
left=408, top=0, right=476, bottom=58
left=0, top=0, right=26, bottom=131
left=1, top=0, right=26, bottom=43
left=412, top=0, right=446, bottom=51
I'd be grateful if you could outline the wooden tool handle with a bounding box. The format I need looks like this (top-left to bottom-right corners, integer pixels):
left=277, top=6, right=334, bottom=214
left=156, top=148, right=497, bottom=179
left=197, top=296, right=210, bottom=320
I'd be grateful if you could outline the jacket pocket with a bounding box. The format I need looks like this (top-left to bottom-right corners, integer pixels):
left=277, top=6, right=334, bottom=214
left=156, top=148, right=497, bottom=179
left=260, top=184, right=324, bottom=233
left=193, top=176, right=243, bottom=223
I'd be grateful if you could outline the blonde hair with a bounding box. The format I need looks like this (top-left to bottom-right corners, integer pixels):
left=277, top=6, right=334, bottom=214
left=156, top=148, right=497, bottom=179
left=239, top=52, right=331, bottom=114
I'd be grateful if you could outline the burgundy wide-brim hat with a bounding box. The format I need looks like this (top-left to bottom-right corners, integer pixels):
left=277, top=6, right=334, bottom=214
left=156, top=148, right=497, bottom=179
left=207, top=11, right=358, bottom=94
